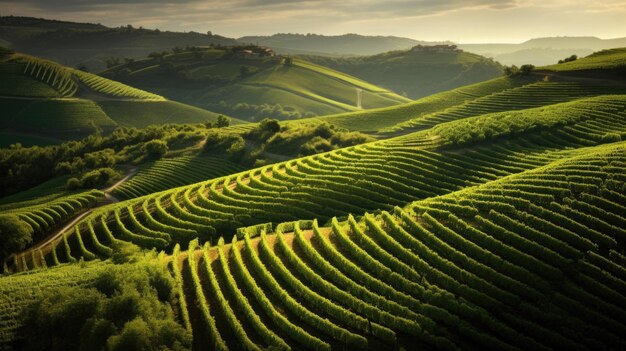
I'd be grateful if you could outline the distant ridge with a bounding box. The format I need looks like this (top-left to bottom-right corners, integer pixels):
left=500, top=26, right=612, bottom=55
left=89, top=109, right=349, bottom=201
left=238, top=33, right=451, bottom=56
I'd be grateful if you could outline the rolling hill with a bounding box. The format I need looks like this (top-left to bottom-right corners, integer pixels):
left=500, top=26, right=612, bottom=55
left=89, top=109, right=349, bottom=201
left=2, top=93, right=625, bottom=348
left=102, top=47, right=411, bottom=122
left=291, top=47, right=626, bottom=135
left=303, top=46, right=502, bottom=99
left=0, top=47, right=238, bottom=146
left=1, top=39, right=626, bottom=351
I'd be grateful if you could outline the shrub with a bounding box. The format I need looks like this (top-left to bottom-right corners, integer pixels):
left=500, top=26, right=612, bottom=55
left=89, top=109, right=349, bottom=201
left=0, top=215, right=34, bottom=266
left=21, top=263, right=191, bottom=351
left=66, top=177, right=81, bottom=190
left=142, top=140, right=168, bottom=159
left=79, top=168, right=120, bottom=188
left=558, top=55, right=577, bottom=64
left=519, top=64, right=535, bottom=75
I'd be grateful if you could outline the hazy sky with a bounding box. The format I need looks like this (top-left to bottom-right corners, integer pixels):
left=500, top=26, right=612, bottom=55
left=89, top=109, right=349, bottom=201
left=1, top=0, right=625, bottom=43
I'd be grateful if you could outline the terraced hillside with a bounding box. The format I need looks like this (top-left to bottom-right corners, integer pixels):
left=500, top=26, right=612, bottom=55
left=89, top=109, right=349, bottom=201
left=113, top=156, right=245, bottom=200
left=1, top=44, right=626, bottom=351
left=102, top=48, right=411, bottom=121
left=387, top=80, right=626, bottom=133
left=300, top=75, right=625, bottom=136
left=9, top=93, right=626, bottom=272
left=171, top=141, right=626, bottom=349
left=0, top=49, right=236, bottom=146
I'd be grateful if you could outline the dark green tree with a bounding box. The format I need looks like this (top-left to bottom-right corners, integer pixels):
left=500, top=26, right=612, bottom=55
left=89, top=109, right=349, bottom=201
left=0, top=215, right=34, bottom=267
left=142, top=140, right=168, bottom=159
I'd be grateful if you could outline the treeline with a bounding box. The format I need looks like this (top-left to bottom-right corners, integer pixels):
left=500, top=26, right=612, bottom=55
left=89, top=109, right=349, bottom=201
left=203, top=119, right=374, bottom=166
left=0, top=124, right=206, bottom=196
left=18, top=259, right=191, bottom=351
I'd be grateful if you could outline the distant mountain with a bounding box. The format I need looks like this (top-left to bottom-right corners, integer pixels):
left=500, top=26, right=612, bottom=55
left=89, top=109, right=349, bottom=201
left=238, top=33, right=451, bottom=56
left=303, top=46, right=502, bottom=99
left=0, top=16, right=239, bottom=72
left=459, top=36, right=626, bottom=66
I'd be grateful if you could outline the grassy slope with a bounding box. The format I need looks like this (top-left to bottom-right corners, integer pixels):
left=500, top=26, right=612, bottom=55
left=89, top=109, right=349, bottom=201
left=304, top=49, right=503, bottom=99
left=103, top=50, right=409, bottom=121
left=302, top=50, right=626, bottom=134
left=293, top=76, right=532, bottom=132
left=0, top=51, right=237, bottom=143
left=542, top=47, right=626, bottom=71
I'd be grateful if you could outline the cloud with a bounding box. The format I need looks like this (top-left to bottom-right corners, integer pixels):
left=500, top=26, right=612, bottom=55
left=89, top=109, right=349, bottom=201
left=1, top=0, right=624, bottom=41
left=1, top=0, right=519, bottom=16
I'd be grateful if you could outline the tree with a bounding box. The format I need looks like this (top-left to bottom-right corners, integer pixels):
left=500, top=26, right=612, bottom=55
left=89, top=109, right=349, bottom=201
left=558, top=54, right=577, bottom=64
left=519, top=64, right=535, bottom=75
left=259, top=118, right=281, bottom=135
left=503, top=65, right=519, bottom=76
left=142, top=140, right=168, bottom=159
left=0, top=215, right=34, bottom=267
left=216, top=115, right=230, bottom=128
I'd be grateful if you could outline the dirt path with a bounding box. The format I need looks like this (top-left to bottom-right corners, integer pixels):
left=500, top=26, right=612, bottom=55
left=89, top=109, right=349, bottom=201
left=103, top=168, right=138, bottom=203
left=8, top=168, right=139, bottom=269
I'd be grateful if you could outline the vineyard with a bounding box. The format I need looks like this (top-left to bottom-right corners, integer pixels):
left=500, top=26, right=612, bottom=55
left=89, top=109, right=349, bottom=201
left=0, top=50, right=232, bottom=142
left=542, top=47, right=626, bottom=72
left=113, top=156, right=245, bottom=199
left=73, top=70, right=165, bottom=100
left=388, top=81, right=626, bottom=133
left=1, top=36, right=626, bottom=351
left=8, top=92, right=626, bottom=273
left=170, top=142, right=626, bottom=349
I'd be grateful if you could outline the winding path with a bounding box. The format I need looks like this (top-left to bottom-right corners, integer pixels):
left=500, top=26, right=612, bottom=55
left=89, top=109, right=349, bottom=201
left=8, top=168, right=138, bottom=267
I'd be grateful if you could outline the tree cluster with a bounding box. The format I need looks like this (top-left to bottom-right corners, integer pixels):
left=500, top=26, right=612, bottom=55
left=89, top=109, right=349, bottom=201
left=504, top=64, right=535, bottom=77
left=20, top=262, right=191, bottom=351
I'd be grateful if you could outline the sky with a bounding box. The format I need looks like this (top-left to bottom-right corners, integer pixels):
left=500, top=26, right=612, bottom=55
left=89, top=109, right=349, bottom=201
left=1, top=0, right=625, bottom=43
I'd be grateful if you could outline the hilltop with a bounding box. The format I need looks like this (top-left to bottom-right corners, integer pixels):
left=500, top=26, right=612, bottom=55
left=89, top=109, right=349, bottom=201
left=0, top=16, right=238, bottom=72
left=304, top=45, right=502, bottom=99
left=101, top=46, right=410, bottom=122
left=0, top=47, right=236, bottom=146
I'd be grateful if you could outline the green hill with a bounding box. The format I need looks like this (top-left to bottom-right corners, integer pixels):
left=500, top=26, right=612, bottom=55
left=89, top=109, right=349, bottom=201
left=302, top=46, right=502, bottom=99
left=10, top=90, right=625, bottom=272
left=102, top=47, right=410, bottom=122
left=0, top=49, right=239, bottom=146
left=1, top=40, right=626, bottom=351
left=293, top=51, right=626, bottom=135
left=3, top=115, right=626, bottom=348
left=542, top=47, right=626, bottom=72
